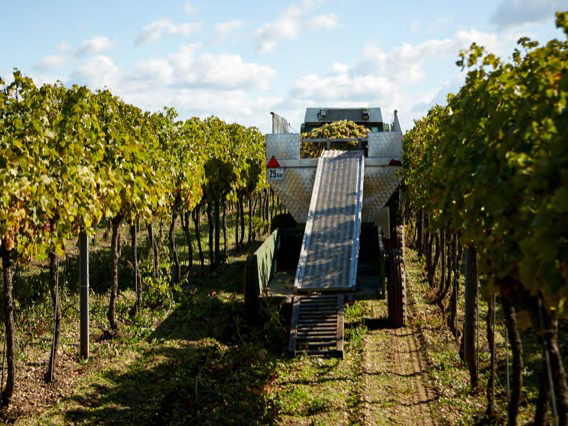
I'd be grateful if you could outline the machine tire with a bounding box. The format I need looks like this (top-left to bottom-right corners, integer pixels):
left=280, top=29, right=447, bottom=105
left=387, top=225, right=407, bottom=327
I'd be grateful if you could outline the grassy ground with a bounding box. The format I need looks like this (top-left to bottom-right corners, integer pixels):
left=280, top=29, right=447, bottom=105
left=405, top=244, right=568, bottom=425
left=1, top=214, right=566, bottom=425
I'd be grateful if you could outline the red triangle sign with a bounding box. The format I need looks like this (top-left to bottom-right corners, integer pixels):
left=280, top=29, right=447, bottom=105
left=267, top=156, right=281, bottom=168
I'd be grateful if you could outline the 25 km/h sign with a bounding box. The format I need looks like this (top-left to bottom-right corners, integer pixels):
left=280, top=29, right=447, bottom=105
left=267, top=156, right=284, bottom=181
left=268, top=168, right=284, bottom=180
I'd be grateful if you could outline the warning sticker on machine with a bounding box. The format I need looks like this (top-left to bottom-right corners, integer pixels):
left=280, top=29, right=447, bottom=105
left=268, top=168, right=284, bottom=180
left=267, top=156, right=280, bottom=168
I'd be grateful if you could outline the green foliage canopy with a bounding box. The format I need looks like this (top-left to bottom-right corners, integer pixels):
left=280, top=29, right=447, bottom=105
left=402, top=12, right=568, bottom=314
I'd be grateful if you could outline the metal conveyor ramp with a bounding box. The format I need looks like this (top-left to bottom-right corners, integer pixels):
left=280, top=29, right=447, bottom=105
left=288, top=294, right=345, bottom=358
left=294, top=150, right=365, bottom=292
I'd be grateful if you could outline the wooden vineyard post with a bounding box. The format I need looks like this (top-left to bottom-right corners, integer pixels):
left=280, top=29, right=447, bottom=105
left=79, top=231, right=89, bottom=359
left=244, top=254, right=261, bottom=326
left=464, top=246, right=478, bottom=391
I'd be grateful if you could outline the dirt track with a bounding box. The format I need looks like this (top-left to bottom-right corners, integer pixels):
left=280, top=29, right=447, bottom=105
left=361, top=285, right=439, bottom=425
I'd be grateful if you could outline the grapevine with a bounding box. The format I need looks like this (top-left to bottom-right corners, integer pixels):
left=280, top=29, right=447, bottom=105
left=0, top=71, right=267, bottom=403
left=403, top=12, right=568, bottom=423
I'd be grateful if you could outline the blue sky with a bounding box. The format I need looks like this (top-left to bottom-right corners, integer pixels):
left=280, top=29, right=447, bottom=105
left=1, top=0, right=564, bottom=132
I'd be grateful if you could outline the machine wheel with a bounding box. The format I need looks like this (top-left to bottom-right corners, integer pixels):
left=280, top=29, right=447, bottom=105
left=387, top=225, right=407, bottom=327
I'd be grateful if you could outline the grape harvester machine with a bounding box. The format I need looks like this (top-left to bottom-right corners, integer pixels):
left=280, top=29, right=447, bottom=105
left=245, top=108, right=407, bottom=358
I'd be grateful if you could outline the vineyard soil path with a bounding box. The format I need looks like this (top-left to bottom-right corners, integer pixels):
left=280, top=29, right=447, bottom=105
left=360, top=276, right=439, bottom=425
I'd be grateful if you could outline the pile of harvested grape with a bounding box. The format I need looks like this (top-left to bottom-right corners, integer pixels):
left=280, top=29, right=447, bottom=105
left=301, top=120, right=369, bottom=158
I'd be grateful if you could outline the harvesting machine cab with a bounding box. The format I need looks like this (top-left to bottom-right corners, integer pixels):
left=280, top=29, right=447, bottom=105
left=245, top=107, right=406, bottom=358
left=300, top=107, right=386, bottom=133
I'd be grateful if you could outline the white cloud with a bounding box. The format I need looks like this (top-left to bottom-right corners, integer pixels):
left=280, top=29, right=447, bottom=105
left=454, top=28, right=527, bottom=57
left=411, top=78, right=463, bottom=113
left=28, top=72, right=65, bottom=87
left=34, top=36, right=116, bottom=71
left=76, top=36, right=115, bottom=56
left=128, top=59, right=173, bottom=85
left=255, top=5, right=303, bottom=53
left=490, top=0, right=559, bottom=29
left=301, top=0, right=326, bottom=12
left=410, top=19, right=421, bottom=33
left=170, top=22, right=201, bottom=37
left=59, top=41, right=71, bottom=51
left=169, top=45, right=274, bottom=90
left=183, top=2, right=196, bottom=15
left=34, top=55, right=67, bottom=71
left=285, top=26, right=526, bottom=131
left=72, top=55, right=119, bottom=89
left=191, top=54, right=274, bottom=90
left=331, top=62, right=350, bottom=74
left=287, top=61, right=405, bottom=130
left=352, top=39, right=456, bottom=85
left=68, top=43, right=274, bottom=99
left=32, top=15, right=541, bottom=135
left=59, top=42, right=277, bottom=130
left=455, top=29, right=498, bottom=51
left=254, top=0, right=340, bottom=53
left=426, top=17, right=452, bottom=35
left=292, top=72, right=395, bottom=101
left=135, top=18, right=202, bottom=44
left=305, top=13, right=341, bottom=30
left=168, top=43, right=201, bottom=72
left=213, top=20, right=243, bottom=41
left=172, top=89, right=282, bottom=125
